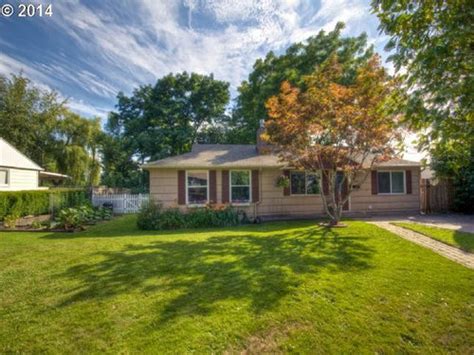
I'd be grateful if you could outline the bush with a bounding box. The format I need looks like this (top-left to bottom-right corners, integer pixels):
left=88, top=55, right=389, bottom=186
left=55, top=204, right=113, bottom=230
left=3, top=214, right=19, bottom=229
left=0, top=189, right=88, bottom=221
left=136, top=201, right=245, bottom=230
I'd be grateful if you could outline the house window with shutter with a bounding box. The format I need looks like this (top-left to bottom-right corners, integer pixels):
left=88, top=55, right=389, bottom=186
left=377, top=171, right=405, bottom=194
left=230, top=170, right=251, bottom=204
left=0, top=169, right=9, bottom=186
left=290, top=171, right=320, bottom=195
left=186, top=170, right=209, bottom=205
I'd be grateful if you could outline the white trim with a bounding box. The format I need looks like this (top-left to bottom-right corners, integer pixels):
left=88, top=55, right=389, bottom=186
left=377, top=170, right=406, bottom=195
left=185, top=170, right=209, bottom=206
left=0, top=168, right=9, bottom=186
left=289, top=170, right=320, bottom=196
left=229, top=169, right=252, bottom=205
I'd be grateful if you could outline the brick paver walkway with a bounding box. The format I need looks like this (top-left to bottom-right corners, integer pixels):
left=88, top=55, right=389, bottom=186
left=371, top=221, right=474, bottom=269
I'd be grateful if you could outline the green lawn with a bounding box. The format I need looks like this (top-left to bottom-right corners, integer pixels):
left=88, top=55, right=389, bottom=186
left=393, top=222, right=474, bottom=253
left=1, top=216, right=473, bottom=353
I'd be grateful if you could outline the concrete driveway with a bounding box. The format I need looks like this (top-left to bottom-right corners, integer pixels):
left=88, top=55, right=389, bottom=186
left=362, top=213, right=474, bottom=233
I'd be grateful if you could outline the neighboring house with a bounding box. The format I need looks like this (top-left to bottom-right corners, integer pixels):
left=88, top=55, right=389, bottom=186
left=142, top=130, right=421, bottom=219
left=0, top=138, right=68, bottom=191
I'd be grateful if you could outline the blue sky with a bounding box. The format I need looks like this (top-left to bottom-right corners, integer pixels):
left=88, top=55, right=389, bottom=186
left=1, top=0, right=390, bottom=119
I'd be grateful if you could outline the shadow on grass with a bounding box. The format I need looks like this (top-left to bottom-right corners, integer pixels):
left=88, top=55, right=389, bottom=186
left=450, top=230, right=474, bottom=253
left=56, top=225, right=375, bottom=323
left=39, top=215, right=328, bottom=239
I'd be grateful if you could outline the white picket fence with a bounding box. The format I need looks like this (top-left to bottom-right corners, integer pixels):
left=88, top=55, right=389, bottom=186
left=92, top=193, right=150, bottom=214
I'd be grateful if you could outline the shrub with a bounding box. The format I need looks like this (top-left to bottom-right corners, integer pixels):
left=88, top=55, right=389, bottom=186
left=55, top=204, right=113, bottom=230
left=3, top=214, right=19, bottom=229
left=0, top=189, right=88, bottom=221
left=136, top=201, right=245, bottom=230
left=31, top=220, right=44, bottom=229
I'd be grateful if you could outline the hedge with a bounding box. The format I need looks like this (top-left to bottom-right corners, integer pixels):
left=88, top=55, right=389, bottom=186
left=0, top=189, right=88, bottom=221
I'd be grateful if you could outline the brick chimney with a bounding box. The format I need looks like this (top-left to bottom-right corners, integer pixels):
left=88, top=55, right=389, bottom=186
left=256, top=119, right=270, bottom=155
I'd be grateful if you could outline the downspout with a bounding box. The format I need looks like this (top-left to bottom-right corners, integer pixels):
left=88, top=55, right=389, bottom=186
left=253, top=167, right=263, bottom=221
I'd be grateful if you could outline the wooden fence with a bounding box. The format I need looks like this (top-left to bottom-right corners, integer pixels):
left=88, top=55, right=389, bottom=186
left=92, top=193, right=149, bottom=214
left=420, top=179, right=454, bottom=213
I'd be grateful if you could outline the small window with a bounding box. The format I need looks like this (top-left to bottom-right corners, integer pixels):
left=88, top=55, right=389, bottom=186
left=187, top=170, right=208, bottom=205
left=230, top=170, right=251, bottom=203
left=0, top=169, right=8, bottom=186
left=290, top=171, right=320, bottom=195
left=377, top=171, right=405, bottom=194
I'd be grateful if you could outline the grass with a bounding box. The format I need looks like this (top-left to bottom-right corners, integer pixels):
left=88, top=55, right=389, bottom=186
left=0, top=216, right=473, bottom=353
left=393, top=222, right=474, bottom=253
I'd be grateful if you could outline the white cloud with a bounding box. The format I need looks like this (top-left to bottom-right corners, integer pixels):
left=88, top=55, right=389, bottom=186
left=3, top=0, right=391, bottom=119
left=65, top=98, right=109, bottom=119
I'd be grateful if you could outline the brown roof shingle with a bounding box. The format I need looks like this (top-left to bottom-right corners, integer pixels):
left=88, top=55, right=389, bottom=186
left=141, top=144, right=420, bottom=169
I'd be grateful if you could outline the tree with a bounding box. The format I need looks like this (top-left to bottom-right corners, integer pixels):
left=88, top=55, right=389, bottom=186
left=103, top=72, right=230, bottom=190
left=372, top=0, right=474, bottom=174
left=56, top=111, right=103, bottom=186
left=230, top=22, right=374, bottom=143
left=0, top=74, right=64, bottom=167
left=265, top=55, right=401, bottom=225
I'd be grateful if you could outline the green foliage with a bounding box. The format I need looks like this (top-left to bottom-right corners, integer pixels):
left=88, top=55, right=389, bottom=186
left=3, top=214, right=19, bottom=229
left=372, top=0, right=474, bottom=173
left=0, top=74, right=63, bottom=168
left=0, top=74, right=104, bottom=187
left=103, top=72, right=230, bottom=192
left=230, top=22, right=373, bottom=143
left=431, top=144, right=474, bottom=213
left=0, top=189, right=88, bottom=221
left=55, top=205, right=113, bottom=231
left=56, top=208, right=84, bottom=231
left=137, top=201, right=243, bottom=230
left=30, top=221, right=43, bottom=230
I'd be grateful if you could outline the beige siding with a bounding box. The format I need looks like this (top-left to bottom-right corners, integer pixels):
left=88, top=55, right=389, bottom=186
left=148, top=167, right=421, bottom=217
left=0, top=168, right=39, bottom=191
left=149, top=169, right=178, bottom=207
left=350, top=167, right=420, bottom=214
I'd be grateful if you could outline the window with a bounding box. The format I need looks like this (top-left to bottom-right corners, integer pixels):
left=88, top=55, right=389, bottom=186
left=290, top=171, right=320, bottom=195
left=0, top=169, right=8, bottom=186
left=377, top=171, right=405, bottom=194
left=230, top=170, right=251, bottom=203
left=186, top=170, right=208, bottom=205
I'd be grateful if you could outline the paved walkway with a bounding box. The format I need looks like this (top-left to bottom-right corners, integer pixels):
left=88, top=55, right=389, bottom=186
left=371, top=221, right=474, bottom=269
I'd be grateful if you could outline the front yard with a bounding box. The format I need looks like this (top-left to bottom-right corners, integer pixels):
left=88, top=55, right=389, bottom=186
left=0, top=216, right=473, bottom=353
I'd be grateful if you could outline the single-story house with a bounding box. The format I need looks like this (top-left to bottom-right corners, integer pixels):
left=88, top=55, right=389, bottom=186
left=0, top=138, right=69, bottom=191
left=142, top=130, right=421, bottom=219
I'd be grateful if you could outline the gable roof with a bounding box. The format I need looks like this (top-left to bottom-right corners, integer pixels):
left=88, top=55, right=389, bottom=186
left=142, top=144, right=420, bottom=169
left=0, top=138, right=43, bottom=171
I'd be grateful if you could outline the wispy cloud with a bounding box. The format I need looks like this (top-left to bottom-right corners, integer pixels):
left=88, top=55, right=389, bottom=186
left=2, top=0, right=388, bottom=114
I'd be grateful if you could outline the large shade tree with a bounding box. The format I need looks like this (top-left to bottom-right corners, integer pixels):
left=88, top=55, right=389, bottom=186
left=372, top=0, right=473, bottom=173
left=229, top=22, right=374, bottom=143
left=372, top=0, right=473, bottom=212
left=265, top=55, right=402, bottom=225
left=102, top=72, right=230, bottom=191
left=0, top=73, right=103, bottom=186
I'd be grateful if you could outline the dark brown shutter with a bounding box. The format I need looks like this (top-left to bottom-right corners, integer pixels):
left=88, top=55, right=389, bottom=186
left=342, top=174, right=349, bottom=211
left=178, top=170, right=186, bottom=205
left=283, top=170, right=290, bottom=196
left=251, top=170, right=259, bottom=202
left=371, top=170, right=378, bottom=195
left=209, top=170, right=217, bottom=203
left=406, top=170, right=412, bottom=194
left=222, top=170, right=229, bottom=203
left=322, top=171, right=329, bottom=195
